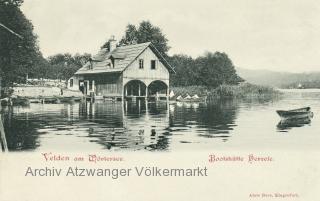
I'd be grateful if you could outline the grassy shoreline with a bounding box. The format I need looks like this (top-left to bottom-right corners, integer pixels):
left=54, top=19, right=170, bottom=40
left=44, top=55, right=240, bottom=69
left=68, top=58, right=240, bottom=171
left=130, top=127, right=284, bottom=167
left=171, top=83, right=282, bottom=101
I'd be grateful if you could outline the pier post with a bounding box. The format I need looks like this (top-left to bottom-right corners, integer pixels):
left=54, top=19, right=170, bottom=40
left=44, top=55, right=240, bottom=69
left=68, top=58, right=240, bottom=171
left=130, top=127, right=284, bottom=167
left=138, top=83, right=141, bottom=97
left=125, top=100, right=128, bottom=115
left=145, top=99, right=148, bottom=113
left=138, top=99, right=141, bottom=114
left=0, top=115, right=8, bottom=152
left=145, top=86, right=148, bottom=102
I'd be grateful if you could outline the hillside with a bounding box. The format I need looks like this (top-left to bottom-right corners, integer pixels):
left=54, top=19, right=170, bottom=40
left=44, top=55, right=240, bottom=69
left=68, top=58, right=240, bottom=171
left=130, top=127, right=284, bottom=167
left=236, top=67, right=320, bottom=88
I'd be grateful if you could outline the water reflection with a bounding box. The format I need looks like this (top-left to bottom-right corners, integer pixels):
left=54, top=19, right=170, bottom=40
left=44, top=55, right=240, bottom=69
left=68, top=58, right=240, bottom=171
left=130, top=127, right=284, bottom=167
left=277, top=118, right=312, bottom=132
left=2, top=106, right=42, bottom=150
left=76, top=100, right=171, bottom=150
left=170, top=99, right=238, bottom=142
left=1, top=98, right=238, bottom=151
left=2, top=90, right=320, bottom=151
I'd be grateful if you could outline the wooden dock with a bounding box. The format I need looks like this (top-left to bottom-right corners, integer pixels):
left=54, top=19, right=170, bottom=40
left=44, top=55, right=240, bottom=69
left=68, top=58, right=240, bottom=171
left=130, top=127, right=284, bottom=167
left=1, top=96, right=83, bottom=106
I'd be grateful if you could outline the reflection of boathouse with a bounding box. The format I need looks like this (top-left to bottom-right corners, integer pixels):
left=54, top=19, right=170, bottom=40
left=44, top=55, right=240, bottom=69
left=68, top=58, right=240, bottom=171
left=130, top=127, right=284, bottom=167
left=68, top=37, right=175, bottom=101
left=79, top=101, right=170, bottom=150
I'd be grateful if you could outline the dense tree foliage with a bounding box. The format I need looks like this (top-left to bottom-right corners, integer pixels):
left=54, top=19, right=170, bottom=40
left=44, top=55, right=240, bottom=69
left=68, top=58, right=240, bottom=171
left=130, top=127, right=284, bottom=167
left=0, top=1, right=90, bottom=85
left=0, top=0, right=23, bottom=6
left=170, top=54, right=198, bottom=86
left=46, top=53, right=91, bottom=81
left=0, top=0, right=45, bottom=86
left=170, top=52, right=243, bottom=88
left=196, top=52, right=243, bottom=87
left=118, top=21, right=170, bottom=57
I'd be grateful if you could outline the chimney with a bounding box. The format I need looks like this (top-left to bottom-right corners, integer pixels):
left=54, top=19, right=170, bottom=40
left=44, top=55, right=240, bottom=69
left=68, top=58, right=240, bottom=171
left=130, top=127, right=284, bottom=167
left=109, top=35, right=117, bottom=52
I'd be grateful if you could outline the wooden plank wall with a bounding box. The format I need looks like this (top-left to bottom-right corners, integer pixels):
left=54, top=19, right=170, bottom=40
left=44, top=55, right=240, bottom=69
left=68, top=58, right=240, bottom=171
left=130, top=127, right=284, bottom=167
left=85, top=73, right=123, bottom=96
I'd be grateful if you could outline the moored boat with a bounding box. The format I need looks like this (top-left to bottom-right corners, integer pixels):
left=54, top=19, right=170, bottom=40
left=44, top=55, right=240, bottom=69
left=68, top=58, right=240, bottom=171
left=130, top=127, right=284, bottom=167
left=175, top=94, right=205, bottom=102
left=276, top=107, right=313, bottom=121
left=59, top=96, right=82, bottom=103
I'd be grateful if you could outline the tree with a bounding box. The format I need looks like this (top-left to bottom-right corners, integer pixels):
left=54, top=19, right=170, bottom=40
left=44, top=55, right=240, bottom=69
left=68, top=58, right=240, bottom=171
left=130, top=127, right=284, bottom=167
left=100, top=40, right=111, bottom=50
left=0, top=0, right=23, bottom=6
left=169, top=54, right=198, bottom=86
left=118, top=24, right=138, bottom=46
left=196, top=52, right=243, bottom=87
left=73, top=53, right=91, bottom=67
left=0, top=0, right=43, bottom=86
left=118, top=21, right=170, bottom=57
left=169, top=52, right=243, bottom=88
left=46, top=53, right=91, bottom=81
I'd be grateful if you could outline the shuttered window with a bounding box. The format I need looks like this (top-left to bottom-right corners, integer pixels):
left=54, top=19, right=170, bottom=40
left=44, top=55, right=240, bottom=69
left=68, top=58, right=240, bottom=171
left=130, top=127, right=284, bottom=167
left=139, top=59, right=144, bottom=69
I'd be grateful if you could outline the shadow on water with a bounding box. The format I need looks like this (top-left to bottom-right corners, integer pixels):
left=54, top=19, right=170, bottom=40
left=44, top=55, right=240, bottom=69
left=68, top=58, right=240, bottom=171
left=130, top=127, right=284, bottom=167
left=170, top=99, right=238, bottom=142
left=79, top=100, right=170, bottom=151
left=2, top=98, right=240, bottom=151
left=1, top=106, right=41, bottom=150
left=277, top=118, right=312, bottom=132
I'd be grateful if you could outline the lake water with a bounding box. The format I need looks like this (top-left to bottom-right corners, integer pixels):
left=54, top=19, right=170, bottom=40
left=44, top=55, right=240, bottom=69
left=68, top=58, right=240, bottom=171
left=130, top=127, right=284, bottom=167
left=2, top=89, right=320, bottom=152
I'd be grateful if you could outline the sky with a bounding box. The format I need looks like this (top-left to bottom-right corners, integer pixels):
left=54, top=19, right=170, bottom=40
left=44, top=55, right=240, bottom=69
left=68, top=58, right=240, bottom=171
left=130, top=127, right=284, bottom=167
left=21, top=0, right=320, bottom=73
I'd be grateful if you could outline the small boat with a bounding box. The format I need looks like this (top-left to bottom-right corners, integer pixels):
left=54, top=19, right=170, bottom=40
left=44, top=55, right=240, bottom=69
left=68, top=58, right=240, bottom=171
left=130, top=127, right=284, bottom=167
left=184, top=94, right=191, bottom=99
left=169, top=90, right=175, bottom=98
left=176, top=95, right=183, bottom=101
left=59, top=96, right=82, bottom=103
left=192, top=94, right=199, bottom=99
left=276, top=107, right=313, bottom=121
left=44, top=97, right=59, bottom=104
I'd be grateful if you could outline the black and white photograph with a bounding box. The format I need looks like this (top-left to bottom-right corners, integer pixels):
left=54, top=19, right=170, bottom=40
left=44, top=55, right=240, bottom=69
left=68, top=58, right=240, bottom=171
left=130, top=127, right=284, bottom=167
left=1, top=0, right=320, bottom=152
left=0, top=0, right=320, bottom=200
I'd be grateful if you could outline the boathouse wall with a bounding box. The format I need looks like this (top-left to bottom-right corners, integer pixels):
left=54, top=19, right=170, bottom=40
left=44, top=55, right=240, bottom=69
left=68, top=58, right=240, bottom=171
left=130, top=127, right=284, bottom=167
left=67, top=75, right=83, bottom=91
left=84, top=73, right=123, bottom=97
left=123, top=47, right=169, bottom=87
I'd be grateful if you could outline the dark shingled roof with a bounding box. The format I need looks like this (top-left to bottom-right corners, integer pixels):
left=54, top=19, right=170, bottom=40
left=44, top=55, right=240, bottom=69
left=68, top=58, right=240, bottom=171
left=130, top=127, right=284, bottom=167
left=75, top=42, right=175, bottom=75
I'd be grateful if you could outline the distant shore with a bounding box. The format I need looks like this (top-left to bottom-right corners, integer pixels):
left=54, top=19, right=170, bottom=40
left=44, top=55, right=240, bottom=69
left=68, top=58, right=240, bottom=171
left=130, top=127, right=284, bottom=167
left=278, top=88, right=320, bottom=93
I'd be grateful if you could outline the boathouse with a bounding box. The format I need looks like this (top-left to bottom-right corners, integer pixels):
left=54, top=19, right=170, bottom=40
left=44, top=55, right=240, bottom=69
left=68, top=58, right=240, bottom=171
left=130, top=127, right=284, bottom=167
left=68, top=37, right=175, bottom=101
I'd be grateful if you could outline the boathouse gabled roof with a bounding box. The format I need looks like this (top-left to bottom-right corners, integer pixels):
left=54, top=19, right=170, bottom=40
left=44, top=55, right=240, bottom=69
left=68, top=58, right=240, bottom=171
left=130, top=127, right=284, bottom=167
left=75, top=42, right=175, bottom=75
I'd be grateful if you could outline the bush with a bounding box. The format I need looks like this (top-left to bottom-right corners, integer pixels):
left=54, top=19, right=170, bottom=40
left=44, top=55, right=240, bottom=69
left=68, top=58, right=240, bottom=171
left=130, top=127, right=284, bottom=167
left=170, top=83, right=281, bottom=101
left=210, top=82, right=281, bottom=99
left=170, top=86, right=208, bottom=97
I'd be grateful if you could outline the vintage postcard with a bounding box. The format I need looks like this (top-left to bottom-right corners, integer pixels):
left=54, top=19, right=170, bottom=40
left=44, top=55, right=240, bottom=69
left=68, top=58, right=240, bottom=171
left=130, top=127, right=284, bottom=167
left=0, top=0, right=319, bottom=200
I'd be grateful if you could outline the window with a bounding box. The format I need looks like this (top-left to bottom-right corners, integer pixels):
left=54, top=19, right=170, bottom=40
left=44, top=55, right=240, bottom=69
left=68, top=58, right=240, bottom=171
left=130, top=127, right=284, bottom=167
left=89, top=80, right=92, bottom=90
left=69, top=79, right=73, bottom=87
left=151, top=60, right=156, bottom=70
left=139, top=59, right=144, bottom=69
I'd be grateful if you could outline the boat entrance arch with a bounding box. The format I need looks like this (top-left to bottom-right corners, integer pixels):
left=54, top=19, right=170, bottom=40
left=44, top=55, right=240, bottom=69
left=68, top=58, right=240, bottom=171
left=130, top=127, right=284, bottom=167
left=148, top=80, right=168, bottom=101
left=124, top=80, right=147, bottom=97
